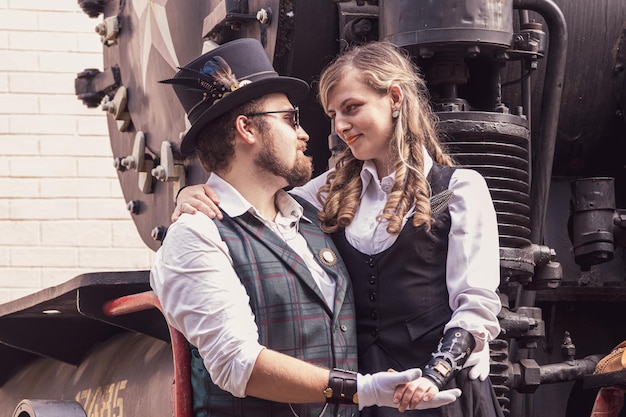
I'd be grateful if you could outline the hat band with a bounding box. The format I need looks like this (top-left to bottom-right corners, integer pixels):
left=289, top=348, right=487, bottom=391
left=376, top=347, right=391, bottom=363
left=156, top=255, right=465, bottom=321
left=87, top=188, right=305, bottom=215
left=239, top=70, right=278, bottom=81
left=187, top=69, right=279, bottom=119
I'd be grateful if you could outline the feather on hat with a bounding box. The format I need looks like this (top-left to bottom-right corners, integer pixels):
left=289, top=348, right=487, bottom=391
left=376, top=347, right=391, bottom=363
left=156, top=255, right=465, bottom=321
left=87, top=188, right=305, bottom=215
left=161, top=38, right=309, bottom=156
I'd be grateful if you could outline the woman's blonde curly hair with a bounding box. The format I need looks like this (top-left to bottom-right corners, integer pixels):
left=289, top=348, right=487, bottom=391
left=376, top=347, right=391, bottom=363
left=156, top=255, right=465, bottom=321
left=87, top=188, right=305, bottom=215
left=316, top=41, right=454, bottom=234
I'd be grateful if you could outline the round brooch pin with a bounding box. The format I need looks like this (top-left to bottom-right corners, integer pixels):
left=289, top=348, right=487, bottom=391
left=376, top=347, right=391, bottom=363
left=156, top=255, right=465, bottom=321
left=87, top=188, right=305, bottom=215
left=319, top=248, right=338, bottom=266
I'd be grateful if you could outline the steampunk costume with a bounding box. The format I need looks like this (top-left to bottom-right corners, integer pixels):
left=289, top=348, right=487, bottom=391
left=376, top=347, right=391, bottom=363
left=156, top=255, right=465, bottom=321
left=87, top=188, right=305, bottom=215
left=188, top=191, right=358, bottom=417
left=331, top=163, right=503, bottom=417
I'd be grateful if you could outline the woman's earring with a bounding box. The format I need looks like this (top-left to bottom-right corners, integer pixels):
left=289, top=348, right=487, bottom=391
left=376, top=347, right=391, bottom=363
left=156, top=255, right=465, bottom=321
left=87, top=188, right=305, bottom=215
left=392, top=109, right=400, bottom=119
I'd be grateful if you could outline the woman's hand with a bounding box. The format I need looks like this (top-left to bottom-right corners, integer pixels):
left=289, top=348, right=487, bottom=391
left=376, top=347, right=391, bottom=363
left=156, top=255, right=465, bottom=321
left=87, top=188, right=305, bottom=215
left=393, top=374, right=439, bottom=412
left=466, top=344, right=490, bottom=381
left=392, top=372, right=461, bottom=412
left=173, top=184, right=223, bottom=222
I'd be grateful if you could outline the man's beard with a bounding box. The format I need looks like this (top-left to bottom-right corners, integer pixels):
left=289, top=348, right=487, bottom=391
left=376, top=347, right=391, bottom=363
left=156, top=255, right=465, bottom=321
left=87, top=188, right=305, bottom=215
left=255, top=134, right=313, bottom=187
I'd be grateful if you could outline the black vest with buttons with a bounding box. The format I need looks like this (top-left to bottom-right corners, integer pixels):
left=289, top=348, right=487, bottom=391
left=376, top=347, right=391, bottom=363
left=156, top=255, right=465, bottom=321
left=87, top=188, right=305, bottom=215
left=331, top=163, right=455, bottom=375
left=333, top=164, right=505, bottom=417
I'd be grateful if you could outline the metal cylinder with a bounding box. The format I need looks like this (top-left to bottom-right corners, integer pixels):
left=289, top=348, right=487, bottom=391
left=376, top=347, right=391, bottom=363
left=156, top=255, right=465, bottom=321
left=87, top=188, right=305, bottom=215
left=12, top=400, right=86, bottom=417
left=438, top=111, right=531, bottom=249
left=379, top=0, right=514, bottom=51
left=569, top=177, right=616, bottom=268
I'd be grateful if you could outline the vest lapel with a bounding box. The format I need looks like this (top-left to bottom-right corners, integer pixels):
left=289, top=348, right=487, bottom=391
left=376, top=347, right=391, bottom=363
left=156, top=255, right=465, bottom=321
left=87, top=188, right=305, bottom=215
left=298, top=215, right=351, bottom=318
left=232, top=212, right=330, bottom=310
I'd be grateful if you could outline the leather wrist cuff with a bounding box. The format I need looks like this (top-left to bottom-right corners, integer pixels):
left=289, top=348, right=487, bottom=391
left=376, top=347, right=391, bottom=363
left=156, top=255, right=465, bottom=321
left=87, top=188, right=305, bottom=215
left=422, top=327, right=476, bottom=389
left=323, top=368, right=358, bottom=405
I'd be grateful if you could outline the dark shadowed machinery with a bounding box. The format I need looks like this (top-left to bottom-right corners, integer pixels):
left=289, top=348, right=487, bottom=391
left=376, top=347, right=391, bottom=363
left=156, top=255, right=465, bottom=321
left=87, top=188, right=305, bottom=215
left=1, top=1, right=625, bottom=416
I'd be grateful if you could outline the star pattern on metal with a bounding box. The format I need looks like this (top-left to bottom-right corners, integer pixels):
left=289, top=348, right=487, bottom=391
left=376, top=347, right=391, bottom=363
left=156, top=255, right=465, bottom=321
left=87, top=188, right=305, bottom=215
left=133, top=0, right=180, bottom=87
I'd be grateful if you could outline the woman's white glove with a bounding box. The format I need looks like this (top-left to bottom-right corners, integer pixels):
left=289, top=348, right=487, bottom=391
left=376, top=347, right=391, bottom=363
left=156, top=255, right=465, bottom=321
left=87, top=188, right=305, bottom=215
left=466, top=345, right=491, bottom=381
left=357, top=368, right=462, bottom=410
left=418, top=388, right=462, bottom=410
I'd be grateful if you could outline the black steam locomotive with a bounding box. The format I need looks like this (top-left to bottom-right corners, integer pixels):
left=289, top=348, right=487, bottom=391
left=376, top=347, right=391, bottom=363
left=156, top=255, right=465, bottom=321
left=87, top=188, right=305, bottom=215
left=2, top=1, right=625, bottom=416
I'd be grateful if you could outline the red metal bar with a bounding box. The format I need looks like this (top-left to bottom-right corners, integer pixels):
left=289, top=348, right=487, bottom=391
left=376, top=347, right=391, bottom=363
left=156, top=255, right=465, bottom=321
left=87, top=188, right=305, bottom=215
left=102, top=290, right=160, bottom=316
left=103, top=291, right=193, bottom=417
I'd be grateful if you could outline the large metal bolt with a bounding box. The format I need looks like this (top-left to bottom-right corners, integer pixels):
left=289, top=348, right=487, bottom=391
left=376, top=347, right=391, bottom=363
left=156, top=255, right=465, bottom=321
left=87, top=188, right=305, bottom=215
left=120, top=155, right=137, bottom=170
left=126, top=200, right=141, bottom=215
left=151, top=165, right=167, bottom=181
left=95, top=22, right=106, bottom=36
left=351, top=18, right=372, bottom=37
left=256, top=8, right=271, bottom=25
left=101, top=99, right=116, bottom=114
left=113, top=157, right=126, bottom=171
left=151, top=226, right=168, bottom=242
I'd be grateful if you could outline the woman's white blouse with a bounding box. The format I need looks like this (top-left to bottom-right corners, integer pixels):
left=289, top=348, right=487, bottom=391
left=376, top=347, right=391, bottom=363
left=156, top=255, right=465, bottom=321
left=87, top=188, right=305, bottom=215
left=290, top=151, right=502, bottom=347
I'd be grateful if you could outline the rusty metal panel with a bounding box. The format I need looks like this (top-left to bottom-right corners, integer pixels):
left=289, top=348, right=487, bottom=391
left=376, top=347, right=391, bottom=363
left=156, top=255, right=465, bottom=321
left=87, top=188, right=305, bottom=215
left=1, top=332, right=173, bottom=417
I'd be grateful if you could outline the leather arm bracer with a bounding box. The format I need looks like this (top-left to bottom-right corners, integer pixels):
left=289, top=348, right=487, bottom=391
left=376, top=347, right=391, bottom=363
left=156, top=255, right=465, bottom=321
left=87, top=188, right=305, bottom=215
left=323, top=368, right=358, bottom=405
left=422, top=327, right=476, bottom=389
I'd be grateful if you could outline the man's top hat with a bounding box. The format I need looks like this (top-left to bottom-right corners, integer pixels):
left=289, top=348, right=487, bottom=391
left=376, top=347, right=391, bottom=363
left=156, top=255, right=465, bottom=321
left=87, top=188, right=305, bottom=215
left=161, top=38, right=310, bottom=155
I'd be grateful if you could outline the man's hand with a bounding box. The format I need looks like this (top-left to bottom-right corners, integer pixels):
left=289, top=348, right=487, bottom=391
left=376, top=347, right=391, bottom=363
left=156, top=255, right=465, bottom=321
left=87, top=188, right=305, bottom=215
left=173, top=184, right=223, bottom=222
left=357, top=368, right=422, bottom=410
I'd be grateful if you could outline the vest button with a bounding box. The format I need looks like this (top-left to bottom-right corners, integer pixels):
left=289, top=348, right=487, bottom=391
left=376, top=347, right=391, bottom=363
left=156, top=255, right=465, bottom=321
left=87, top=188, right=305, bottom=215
left=340, top=324, right=348, bottom=332
left=369, top=292, right=377, bottom=302
left=369, top=275, right=377, bottom=285
left=370, top=309, right=379, bottom=319
left=368, top=257, right=375, bottom=267
left=371, top=328, right=379, bottom=337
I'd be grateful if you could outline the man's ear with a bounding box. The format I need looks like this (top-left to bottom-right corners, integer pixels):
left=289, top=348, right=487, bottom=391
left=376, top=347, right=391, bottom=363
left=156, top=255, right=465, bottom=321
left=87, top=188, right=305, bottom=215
left=235, top=115, right=257, bottom=144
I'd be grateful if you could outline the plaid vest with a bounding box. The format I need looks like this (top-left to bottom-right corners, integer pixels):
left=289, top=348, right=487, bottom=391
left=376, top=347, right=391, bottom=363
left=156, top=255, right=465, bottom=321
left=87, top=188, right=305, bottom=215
left=191, top=196, right=358, bottom=417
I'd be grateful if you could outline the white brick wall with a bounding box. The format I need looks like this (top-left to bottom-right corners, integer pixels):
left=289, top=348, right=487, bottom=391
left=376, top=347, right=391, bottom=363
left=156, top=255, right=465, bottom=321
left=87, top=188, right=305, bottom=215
left=0, top=1, right=155, bottom=303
